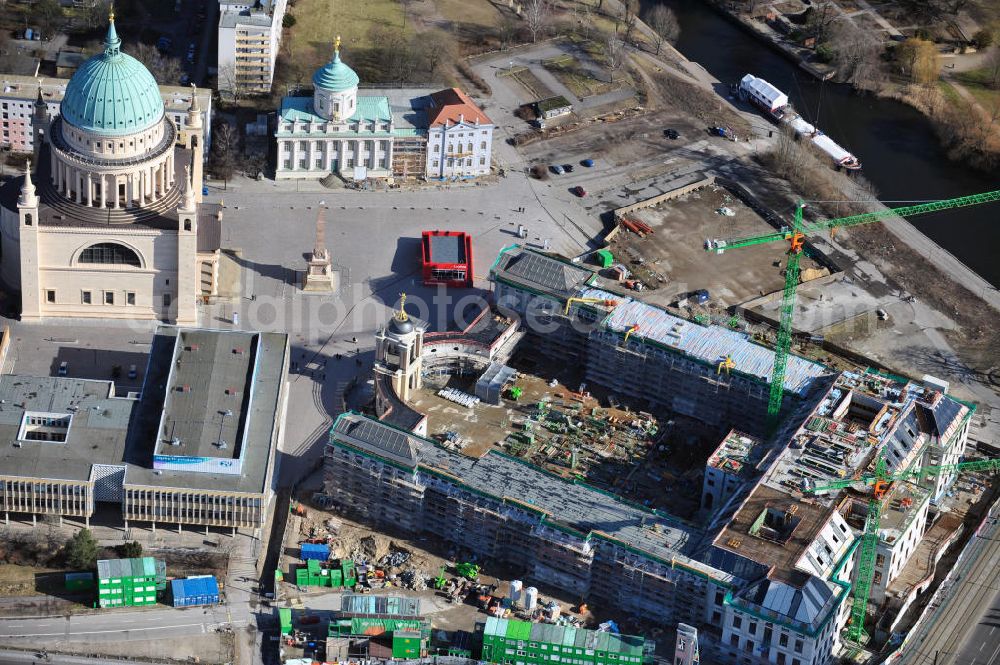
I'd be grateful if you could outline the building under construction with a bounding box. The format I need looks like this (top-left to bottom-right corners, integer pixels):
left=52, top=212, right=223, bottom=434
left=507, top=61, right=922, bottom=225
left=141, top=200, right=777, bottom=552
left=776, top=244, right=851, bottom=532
left=489, top=246, right=832, bottom=436
left=334, top=246, right=980, bottom=665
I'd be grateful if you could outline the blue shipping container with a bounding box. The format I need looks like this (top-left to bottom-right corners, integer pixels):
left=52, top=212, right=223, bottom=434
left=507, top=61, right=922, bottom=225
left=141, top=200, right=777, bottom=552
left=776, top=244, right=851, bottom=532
left=300, top=543, right=330, bottom=561
left=171, top=576, right=220, bottom=607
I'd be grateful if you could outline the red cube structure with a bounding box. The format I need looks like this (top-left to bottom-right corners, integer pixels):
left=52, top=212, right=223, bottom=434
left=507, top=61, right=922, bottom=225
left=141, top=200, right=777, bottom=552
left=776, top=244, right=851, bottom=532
left=421, top=231, right=473, bottom=288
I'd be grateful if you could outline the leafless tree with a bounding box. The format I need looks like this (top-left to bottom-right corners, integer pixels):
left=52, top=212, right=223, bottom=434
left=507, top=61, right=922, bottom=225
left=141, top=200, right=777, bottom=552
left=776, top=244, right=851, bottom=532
left=497, top=17, right=519, bottom=49
left=85, top=0, right=111, bottom=29
left=523, top=0, right=551, bottom=43
left=769, top=126, right=803, bottom=178
left=211, top=121, right=238, bottom=182
left=368, top=25, right=413, bottom=82
left=218, top=62, right=248, bottom=100
left=894, top=38, right=939, bottom=84
left=620, top=0, right=640, bottom=43
left=645, top=5, right=679, bottom=55
left=124, top=42, right=184, bottom=86
left=829, top=20, right=886, bottom=92
left=985, top=47, right=1000, bottom=90
left=806, top=4, right=836, bottom=42
left=605, top=35, right=625, bottom=82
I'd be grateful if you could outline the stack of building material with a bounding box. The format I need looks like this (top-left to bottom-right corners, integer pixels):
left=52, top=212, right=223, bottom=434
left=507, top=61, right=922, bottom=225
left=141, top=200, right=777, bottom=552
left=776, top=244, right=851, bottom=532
left=438, top=387, right=480, bottom=408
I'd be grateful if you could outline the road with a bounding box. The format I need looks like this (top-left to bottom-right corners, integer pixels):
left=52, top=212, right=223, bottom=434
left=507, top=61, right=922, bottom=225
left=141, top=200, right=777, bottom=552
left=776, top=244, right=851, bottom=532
left=898, top=517, right=1000, bottom=664
left=0, top=605, right=244, bottom=642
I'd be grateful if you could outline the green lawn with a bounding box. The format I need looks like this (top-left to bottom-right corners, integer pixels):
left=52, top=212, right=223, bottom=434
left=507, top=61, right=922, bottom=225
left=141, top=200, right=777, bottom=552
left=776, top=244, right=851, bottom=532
left=542, top=54, right=620, bottom=98
left=278, top=0, right=407, bottom=88
left=938, top=80, right=964, bottom=105
left=955, top=65, right=1000, bottom=109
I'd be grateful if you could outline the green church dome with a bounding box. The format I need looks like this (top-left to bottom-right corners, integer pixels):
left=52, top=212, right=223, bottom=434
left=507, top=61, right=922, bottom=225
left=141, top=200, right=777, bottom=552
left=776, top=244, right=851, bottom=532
left=312, top=40, right=360, bottom=92
left=60, top=15, right=165, bottom=136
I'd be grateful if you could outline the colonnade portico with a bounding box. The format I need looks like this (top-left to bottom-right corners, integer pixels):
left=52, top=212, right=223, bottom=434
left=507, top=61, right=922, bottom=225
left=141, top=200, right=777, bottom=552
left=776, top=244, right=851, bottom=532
left=281, top=137, right=393, bottom=175
left=50, top=150, right=174, bottom=209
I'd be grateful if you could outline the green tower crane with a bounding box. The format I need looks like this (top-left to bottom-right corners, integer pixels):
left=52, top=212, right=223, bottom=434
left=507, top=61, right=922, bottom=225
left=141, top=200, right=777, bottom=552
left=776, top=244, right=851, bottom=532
left=704, top=189, right=1000, bottom=430
left=805, top=455, right=1000, bottom=644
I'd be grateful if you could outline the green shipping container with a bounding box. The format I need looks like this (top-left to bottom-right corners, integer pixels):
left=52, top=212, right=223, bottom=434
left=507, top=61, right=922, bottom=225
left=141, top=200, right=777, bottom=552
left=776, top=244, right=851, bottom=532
left=341, top=559, right=356, bottom=587
left=278, top=608, right=292, bottom=635
left=392, top=630, right=422, bottom=659
left=330, top=569, right=343, bottom=587
left=295, top=568, right=309, bottom=586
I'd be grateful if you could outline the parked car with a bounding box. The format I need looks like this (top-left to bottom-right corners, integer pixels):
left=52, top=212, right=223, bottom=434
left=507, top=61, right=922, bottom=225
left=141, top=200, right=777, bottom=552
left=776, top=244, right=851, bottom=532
left=550, top=164, right=565, bottom=175
left=561, top=164, right=575, bottom=173
left=664, top=128, right=680, bottom=140
left=674, top=289, right=711, bottom=307
left=572, top=186, right=587, bottom=197
left=580, top=158, right=595, bottom=167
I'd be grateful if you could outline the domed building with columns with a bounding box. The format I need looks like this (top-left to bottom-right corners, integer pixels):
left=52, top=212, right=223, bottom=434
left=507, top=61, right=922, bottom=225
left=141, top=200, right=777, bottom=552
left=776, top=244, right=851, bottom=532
left=0, top=14, right=220, bottom=324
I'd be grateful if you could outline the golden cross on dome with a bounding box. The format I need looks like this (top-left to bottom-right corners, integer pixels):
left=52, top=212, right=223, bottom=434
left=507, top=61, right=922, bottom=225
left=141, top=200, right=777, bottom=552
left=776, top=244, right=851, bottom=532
left=334, top=35, right=341, bottom=55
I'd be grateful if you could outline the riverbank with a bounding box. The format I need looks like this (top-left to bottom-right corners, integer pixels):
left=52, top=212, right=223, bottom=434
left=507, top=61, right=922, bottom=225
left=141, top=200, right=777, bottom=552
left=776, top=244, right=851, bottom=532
left=693, top=0, right=1000, bottom=173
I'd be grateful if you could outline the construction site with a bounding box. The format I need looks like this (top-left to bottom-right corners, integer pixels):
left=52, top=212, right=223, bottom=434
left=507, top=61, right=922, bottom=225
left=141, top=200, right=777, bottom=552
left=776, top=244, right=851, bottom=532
left=409, top=347, right=722, bottom=519
left=603, top=177, right=831, bottom=309
left=319, top=215, right=1000, bottom=665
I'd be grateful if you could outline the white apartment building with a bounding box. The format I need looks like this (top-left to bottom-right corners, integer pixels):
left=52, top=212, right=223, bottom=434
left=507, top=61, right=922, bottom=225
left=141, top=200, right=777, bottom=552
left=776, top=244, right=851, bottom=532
left=217, top=0, right=288, bottom=95
left=424, top=87, right=494, bottom=179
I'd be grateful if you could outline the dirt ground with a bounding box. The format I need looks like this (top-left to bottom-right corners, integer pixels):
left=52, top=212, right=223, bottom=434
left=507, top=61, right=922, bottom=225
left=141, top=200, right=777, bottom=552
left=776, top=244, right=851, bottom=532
left=611, top=184, right=826, bottom=308
left=284, top=498, right=671, bottom=642
left=282, top=504, right=597, bottom=632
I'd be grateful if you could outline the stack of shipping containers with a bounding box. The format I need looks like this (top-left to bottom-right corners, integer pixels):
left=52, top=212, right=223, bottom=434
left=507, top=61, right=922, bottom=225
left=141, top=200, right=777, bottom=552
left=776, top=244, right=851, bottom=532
left=170, top=575, right=221, bottom=607
left=392, top=630, right=423, bottom=658
left=295, top=558, right=347, bottom=587
left=479, top=618, right=647, bottom=665
left=97, top=557, right=165, bottom=608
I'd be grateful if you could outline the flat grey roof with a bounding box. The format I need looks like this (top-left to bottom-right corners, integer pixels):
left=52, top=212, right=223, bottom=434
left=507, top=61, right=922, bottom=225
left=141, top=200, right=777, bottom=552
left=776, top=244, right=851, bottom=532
left=378, top=88, right=434, bottom=133
left=0, top=376, right=133, bottom=482
left=127, top=327, right=287, bottom=493
left=332, top=414, right=722, bottom=573
left=0, top=328, right=288, bottom=496
left=155, top=330, right=257, bottom=460
left=429, top=234, right=465, bottom=264
left=220, top=10, right=274, bottom=28
left=0, top=54, right=40, bottom=77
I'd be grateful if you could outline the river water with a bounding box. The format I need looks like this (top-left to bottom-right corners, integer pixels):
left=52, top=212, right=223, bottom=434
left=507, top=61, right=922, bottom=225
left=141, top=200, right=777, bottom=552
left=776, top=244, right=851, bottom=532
left=643, top=0, right=999, bottom=286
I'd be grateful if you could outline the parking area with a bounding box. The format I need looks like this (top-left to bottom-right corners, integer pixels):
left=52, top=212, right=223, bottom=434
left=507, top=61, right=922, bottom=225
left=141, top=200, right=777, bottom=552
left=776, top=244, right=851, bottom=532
left=150, top=0, right=217, bottom=86
left=2, top=321, right=159, bottom=395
